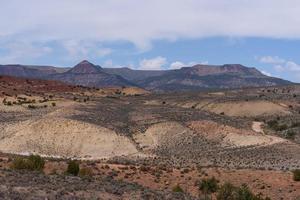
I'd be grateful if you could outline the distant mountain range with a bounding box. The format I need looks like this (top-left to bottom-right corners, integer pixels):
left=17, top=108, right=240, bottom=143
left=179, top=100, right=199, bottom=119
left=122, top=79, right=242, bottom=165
left=0, top=60, right=292, bottom=91
left=47, top=61, right=134, bottom=87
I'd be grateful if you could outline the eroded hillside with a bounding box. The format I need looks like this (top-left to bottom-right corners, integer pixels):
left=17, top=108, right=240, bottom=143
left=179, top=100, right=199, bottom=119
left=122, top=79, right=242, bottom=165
left=0, top=79, right=299, bottom=199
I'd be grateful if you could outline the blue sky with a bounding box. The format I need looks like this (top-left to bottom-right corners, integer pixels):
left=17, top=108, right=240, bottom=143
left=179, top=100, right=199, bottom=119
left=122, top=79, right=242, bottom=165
left=0, top=0, right=299, bottom=82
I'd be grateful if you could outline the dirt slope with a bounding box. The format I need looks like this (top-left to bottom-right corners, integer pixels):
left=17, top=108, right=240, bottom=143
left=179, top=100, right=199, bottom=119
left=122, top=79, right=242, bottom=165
left=0, top=103, right=140, bottom=159
left=203, top=100, right=291, bottom=117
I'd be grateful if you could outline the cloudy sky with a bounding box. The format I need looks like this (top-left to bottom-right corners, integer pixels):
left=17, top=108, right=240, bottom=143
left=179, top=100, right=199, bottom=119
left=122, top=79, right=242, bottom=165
left=0, top=0, right=299, bottom=82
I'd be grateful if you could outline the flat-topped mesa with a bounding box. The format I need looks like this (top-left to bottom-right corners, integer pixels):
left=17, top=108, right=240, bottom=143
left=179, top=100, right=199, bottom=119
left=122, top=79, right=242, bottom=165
left=182, top=64, right=263, bottom=76
left=68, top=60, right=102, bottom=74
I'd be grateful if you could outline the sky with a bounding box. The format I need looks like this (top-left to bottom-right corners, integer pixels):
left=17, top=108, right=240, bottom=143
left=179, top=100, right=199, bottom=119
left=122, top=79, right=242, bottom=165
left=0, top=0, right=299, bottom=82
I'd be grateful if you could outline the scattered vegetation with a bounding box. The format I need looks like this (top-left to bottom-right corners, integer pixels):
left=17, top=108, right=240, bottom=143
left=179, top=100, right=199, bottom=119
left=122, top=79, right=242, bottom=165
left=293, top=169, right=300, bottom=181
left=217, top=183, right=271, bottom=200
left=79, top=167, right=93, bottom=177
left=216, top=182, right=236, bottom=200
left=267, top=120, right=288, bottom=131
left=66, top=160, right=80, bottom=176
left=198, top=177, right=219, bottom=199
left=172, top=184, right=184, bottom=193
left=28, top=104, right=37, bottom=109
left=11, top=155, right=45, bottom=171
left=291, top=121, right=300, bottom=128
left=2, top=98, right=12, bottom=106
left=285, top=130, right=296, bottom=139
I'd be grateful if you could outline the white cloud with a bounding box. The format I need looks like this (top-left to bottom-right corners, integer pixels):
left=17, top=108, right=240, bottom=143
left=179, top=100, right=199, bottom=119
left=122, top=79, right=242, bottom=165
left=139, top=56, right=167, bottom=70
left=0, top=0, right=300, bottom=51
left=169, top=61, right=208, bottom=69
left=259, top=56, right=300, bottom=72
left=258, top=56, right=300, bottom=82
left=286, top=61, right=300, bottom=71
left=274, top=65, right=285, bottom=72
left=0, top=41, right=52, bottom=64
left=169, top=61, right=186, bottom=69
left=103, top=60, right=114, bottom=68
left=102, top=59, right=124, bottom=68
left=258, top=56, right=285, bottom=64
left=260, top=70, right=271, bottom=76
left=62, top=40, right=112, bottom=61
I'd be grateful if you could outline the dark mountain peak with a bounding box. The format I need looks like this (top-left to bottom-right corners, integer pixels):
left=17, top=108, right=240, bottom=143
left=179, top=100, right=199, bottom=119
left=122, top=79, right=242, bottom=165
left=69, top=60, right=102, bottom=74
left=78, top=60, right=92, bottom=65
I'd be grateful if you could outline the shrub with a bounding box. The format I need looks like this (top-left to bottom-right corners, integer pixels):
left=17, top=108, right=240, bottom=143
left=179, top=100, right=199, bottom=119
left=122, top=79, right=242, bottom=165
left=291, top=122, right=300, bottom=128
left=11, top=157, right=30, bottom=170
left=28, top=104, right=37, bottom=109
left=199, top=177, right=218, bottom=194
left=275, top=124, right=288, bottom=131
left=236, top=184, right=254, bottom=199
left=236, top=184, right=271, bottom=200
left=172, top=184, right=184, bottom=193
left=67, top=160, right=80, bottom=176
left=79, top=167, right=93, bottom=177
left=199, top=177, right=219, bottom=199
left=293, top=169, right=300, bottom=181
left=11, top=155, right=45, bottom=171
left=216, top=183, right=272, bottom=200
left=51, top=102, right=56, bottom=107
left=28, top=155, right=45, bottom=171
left=216, top=182, right=236, bottom=200
left=267, top=120, right=278, bottom=129
left=286, top=130, right=296, bottom=139
left=267, top=120, right=288, bottom=131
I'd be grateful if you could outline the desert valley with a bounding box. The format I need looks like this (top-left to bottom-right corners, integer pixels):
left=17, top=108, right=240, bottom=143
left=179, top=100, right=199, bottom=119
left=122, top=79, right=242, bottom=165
left=0, top=61, right=299, bottom=200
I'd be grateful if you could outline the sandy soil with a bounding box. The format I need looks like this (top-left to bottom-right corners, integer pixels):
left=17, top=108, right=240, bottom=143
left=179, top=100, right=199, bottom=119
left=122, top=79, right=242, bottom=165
left=252, top=121, right=264, bottom=134
left=0, top=102, right=140, bottom=159
left=121, top=87, right=150, bottom=95
left=203, top=100, right=291, bottom=117
left=133, top=122, right=192, bottom=151
left=188, top=120, right=286, bottom=147
left=223, top=133, right=286, bottom=147
left=0, top=117, right=139, bottom=159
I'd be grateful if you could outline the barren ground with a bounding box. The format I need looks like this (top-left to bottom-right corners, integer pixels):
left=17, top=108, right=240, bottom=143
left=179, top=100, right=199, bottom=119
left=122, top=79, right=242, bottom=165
left=0, top=80, right=300, bottom=199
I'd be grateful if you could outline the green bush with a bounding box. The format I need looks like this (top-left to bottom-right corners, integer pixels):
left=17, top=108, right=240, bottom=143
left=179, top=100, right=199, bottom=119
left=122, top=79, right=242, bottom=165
left=199, top=177, right=219, bottom=194
left=216, top=183, right=272, bottom=200
left=236, top=184, right=255, bottom=199
left=216, top=182, right=236, bottom=200
left=28, top=104, right=37, bottom=109
left=172, top=184, right=184, bottom=193
left=199, top=177, right=219, bottom=199
left=293, top=169, right=300, bottom=181
left=28, top=155, right=45, bottom=171
left=286, top=130, right=296, bottom=139
left=274, top=124, right=288, bottom=131
left=11, top=157, right=30, bottom=170
left=67, top=160, right=80, bottom=176
left=267, top=120, right=278, bottom=129
left=267, top=120, right=288, bottom=131
left=11, top=155, right=45, bottom=171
